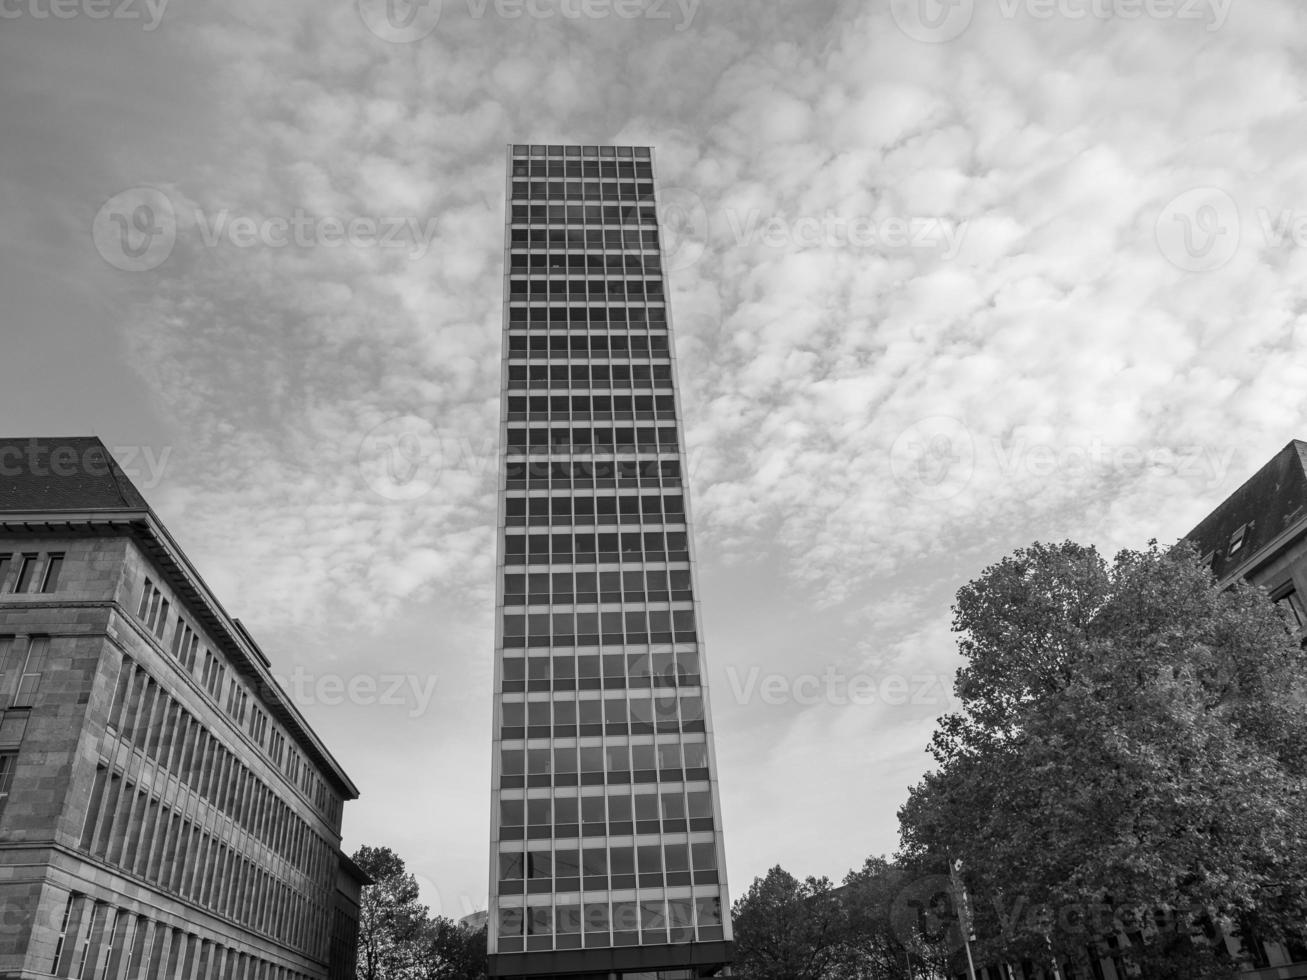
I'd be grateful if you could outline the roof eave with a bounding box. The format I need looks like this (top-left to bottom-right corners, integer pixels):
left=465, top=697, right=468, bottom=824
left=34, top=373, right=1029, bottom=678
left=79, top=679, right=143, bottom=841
left=0, top=509, right=361, bottom=800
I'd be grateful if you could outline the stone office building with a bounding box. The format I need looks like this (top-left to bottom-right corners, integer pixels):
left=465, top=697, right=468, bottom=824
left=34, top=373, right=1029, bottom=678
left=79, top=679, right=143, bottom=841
left=0, top=436, right=366, bottom=980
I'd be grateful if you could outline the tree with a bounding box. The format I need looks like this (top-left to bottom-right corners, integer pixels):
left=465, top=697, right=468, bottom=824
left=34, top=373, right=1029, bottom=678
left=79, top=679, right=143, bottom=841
left=352, top=845, right=487, bottom=980
left=354, top=845, right=433, bottom=980
left=731, top=866, right=847, bottom=980
left=899, top=541, right=1307, bottom=977
left=837, top=855, right=955, bottom=980
left=417, top=918, right=487, bottom=980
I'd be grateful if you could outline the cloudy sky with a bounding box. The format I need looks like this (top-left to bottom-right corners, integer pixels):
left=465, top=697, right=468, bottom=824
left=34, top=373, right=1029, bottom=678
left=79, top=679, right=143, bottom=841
left=5, top=0, right=1307, bottom=919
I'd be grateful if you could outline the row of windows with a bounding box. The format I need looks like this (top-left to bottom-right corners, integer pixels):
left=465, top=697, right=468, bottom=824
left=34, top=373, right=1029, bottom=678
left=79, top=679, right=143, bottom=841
left=507, top=333, right=670, bottom=355
left=503, top=607, right=698, bottom=643
left=0, top=551, right=63, bottom=595
left=500, top=784, right=714, bottom=834
left=511, top=228, right=660, bottom=249
left=495, top=896, right=723, bottom=952
left=511, top=144, right=651, bottom=161
left=501, top=653, right=700, bottom=689
left=505, top=568, right=695, bottom=605
left=501, top=649, right=701, bottom=691
left=510, top=184, right=656, bottom=205
left=510, top=252, right=661, bottom=274
left=48, top=892, right=321, bottom=980
left=108, top=658, right=333, bottom=884
left=505, top=493, right=685, bottom=524
left=506, top=394, right=677, bottom=422
left=508, top=362, right=673, bottom=388
left=501, top=732, right=709, bottom=782
left=509, top=278, right=663, bottom=301
left=510, top=181, right=657, bottom=205
left=505, top=530, right=690, bottom=561
left=506, top=430, right=680, bottom=456
left=506, top=460, right=683, bottom=493
left=499, top=839, right=718, bottom=893
left=135, top=578, right=340, bottom=825
left=501, top=690, right=706, bottom=734
left=506, top=304, right=667, bottom=328
left=510, top=154, right=653, bottom=175
left=512, top=158, right=651, bottom=177
left=79, top=764, right=328, bottom=955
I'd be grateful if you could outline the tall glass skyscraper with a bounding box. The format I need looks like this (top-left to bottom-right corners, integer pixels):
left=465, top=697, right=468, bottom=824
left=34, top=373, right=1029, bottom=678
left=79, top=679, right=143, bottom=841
left=489, top=144, right=733, bottom=980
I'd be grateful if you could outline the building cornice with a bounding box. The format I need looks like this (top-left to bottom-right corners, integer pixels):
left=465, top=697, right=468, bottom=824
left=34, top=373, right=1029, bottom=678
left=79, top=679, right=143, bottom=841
left=0, top=509, right=360, bottom=800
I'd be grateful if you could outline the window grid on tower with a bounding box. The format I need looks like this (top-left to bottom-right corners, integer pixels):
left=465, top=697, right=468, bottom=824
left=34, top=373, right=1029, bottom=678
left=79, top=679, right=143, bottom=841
left=489, top=145, right=731, bottom=969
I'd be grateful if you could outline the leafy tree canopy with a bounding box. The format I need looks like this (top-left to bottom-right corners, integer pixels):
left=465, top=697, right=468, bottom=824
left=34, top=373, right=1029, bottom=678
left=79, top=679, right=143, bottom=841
left=900, top=541, right=1307, bottom=977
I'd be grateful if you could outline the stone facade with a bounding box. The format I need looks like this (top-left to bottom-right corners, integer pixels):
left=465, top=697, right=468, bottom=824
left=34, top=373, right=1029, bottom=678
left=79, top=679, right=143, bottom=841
left=0, top=437, right=363, bottom=980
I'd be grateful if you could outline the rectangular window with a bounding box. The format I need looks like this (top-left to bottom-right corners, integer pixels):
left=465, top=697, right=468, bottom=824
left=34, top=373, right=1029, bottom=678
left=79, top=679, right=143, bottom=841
left=0, top=556, right=10, bottom=591
left=0, top=752, right=17, bottom=820
left=153, top=598, right=170, bottom=639
left=39, top=554, right=64, bottom=593
left=1274, top=585, right=1307, bottom=629
left=12, top=637, right=46, bottom=708
left=13, top=554, right=38, bottom=593
left=50, top=892, right=76, bottom=973
left=1229, top=523, right=1249, bottom=556
left=0, top=710, right=29, bottom=745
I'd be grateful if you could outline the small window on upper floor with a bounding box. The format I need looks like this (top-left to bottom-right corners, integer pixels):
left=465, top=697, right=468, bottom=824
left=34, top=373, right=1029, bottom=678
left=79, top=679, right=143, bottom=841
left=12, top=555, right=38, bottom=593
left=0, top=752, right=16, bottom=819
left=39, top=554, right=63, bottom=593
left=1228, top=523, right=1250, bottom=556
left=0, top=556, right=11, bottom=591
left=1273, top=584, right=1307, bottom=630
left=0, top=709, right=29, bottom=746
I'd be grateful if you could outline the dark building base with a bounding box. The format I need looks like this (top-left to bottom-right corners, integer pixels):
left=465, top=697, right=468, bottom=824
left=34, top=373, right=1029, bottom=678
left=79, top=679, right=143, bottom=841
left=489, top=940, right=733, bottom=979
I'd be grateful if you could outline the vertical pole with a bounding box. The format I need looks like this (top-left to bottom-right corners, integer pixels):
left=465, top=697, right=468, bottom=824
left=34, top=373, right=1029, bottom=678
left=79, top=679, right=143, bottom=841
left=962, top=932, right=980, bottom=980
left=949, top=856, right=979, bottom=980
left=1045, top=934, right=1064, bottom=980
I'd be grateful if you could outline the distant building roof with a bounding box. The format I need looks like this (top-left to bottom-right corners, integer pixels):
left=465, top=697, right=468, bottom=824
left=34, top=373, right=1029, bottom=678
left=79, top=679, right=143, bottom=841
left=1183, top=439, right=1307, bottom=581
left=0, top=437, right=150, bottom=512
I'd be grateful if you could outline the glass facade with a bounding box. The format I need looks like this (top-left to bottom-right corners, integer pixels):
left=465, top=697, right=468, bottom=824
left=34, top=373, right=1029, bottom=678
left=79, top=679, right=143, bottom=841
left=489, top=144, right=732, bottom=979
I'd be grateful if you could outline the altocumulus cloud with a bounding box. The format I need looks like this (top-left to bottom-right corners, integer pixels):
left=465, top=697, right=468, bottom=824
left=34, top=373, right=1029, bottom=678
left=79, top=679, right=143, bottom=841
left=81, top=0, right=1307, bottom=634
